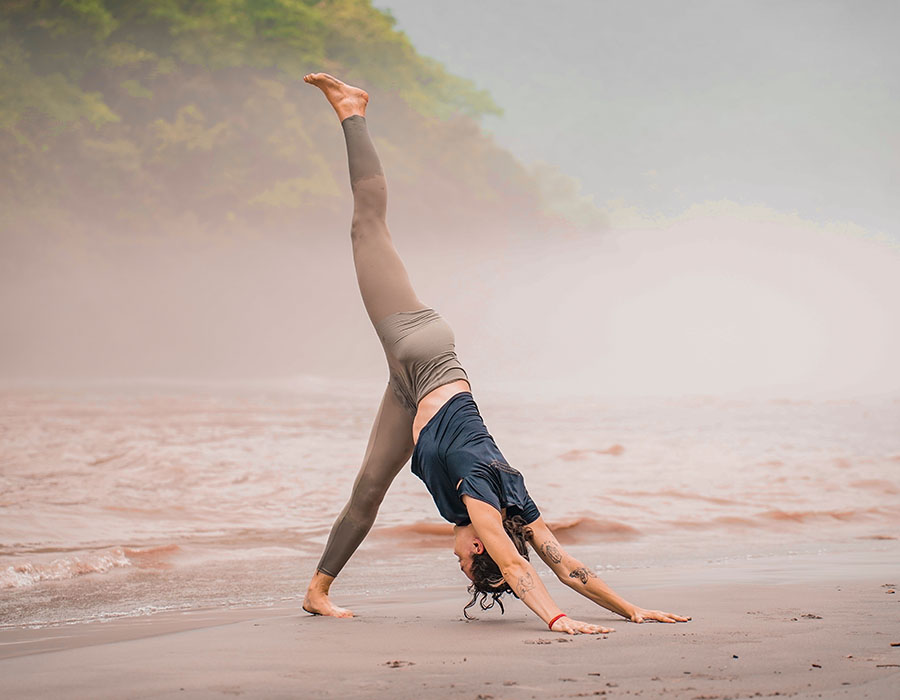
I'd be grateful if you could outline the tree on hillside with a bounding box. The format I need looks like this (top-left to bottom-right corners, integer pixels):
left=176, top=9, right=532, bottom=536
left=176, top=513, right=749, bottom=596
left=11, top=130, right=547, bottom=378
left=2, top=0, right=550, bottom=236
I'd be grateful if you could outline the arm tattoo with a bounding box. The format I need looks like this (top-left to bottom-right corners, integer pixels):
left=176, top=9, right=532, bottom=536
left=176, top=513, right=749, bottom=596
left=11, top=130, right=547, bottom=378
left=568, top=567, right=597, bottom=585
left=517, top=572, right=536, bottom=596
left=541, top=540, right=563, bottom=564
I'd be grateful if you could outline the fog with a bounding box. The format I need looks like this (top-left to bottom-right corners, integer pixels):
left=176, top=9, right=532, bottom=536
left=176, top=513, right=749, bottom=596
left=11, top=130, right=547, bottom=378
left=376, top=0, right=900, bottom=236
left=4, top=196, right=898, bottom=398
left=3, top=1, right=899, bottom=399
left=458, top=206, right=900, bottom=398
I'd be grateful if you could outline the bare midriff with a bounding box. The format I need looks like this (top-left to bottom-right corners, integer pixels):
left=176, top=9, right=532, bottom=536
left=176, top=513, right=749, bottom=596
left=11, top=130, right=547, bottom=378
left=412, top=379, right=472, bottom=445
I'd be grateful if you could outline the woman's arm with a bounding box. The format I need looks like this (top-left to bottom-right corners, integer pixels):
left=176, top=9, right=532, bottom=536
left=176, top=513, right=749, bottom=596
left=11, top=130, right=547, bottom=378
left=528, top=517, right=690, bottom=624
left=463, top=497, right=612, bottom=635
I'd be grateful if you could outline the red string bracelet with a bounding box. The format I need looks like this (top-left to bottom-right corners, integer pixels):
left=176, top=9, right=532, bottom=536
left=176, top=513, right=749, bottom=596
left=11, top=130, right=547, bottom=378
left=548, top=613, right=567, bottom=630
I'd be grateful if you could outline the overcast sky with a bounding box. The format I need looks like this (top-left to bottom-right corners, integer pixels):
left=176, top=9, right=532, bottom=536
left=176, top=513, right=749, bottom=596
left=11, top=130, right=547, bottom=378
left=375, top=0, right=899, bottom=239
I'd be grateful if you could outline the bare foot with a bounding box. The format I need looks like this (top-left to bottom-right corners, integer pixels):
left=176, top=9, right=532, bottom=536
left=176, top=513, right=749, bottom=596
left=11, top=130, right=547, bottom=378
left=303, top=588, right=354, bottom=618
left=303, top=72, right=369, bottom=121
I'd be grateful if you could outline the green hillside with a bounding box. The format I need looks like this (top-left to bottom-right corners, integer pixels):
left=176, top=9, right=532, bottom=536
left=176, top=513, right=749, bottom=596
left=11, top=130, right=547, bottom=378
left=1, top=0, right=563, bottom=236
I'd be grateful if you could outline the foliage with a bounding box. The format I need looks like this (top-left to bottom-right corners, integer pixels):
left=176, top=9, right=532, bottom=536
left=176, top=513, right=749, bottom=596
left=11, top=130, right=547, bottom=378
left=1, top=0, right=535, bottom=235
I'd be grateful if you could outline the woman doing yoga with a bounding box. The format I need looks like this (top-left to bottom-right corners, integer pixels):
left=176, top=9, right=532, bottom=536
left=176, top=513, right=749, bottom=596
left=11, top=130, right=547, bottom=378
left=301, top=73, right=690, bottom=634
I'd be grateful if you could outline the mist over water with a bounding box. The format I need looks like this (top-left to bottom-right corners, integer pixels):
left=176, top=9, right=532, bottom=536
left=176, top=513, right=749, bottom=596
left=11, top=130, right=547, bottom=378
left=4, top=204, right=898, bottom=398
left=456, top=210, right=900, bottom=399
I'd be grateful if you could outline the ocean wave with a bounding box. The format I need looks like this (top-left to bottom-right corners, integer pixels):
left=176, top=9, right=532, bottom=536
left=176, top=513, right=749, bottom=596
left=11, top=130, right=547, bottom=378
left=850, top=479, right=900, bottom=495
left=369, top=522, right=453, bottom=547
left=0, top=544, right=181, bottom=590
left=760, top=507, right=886, bottom=523
left=547, top=517, right=641, bottom=543
left=558, top=445, right=625, bottom=461
left=611, top=488, right=743, bottom=506
left=667, top=506, right=899, bottom=532
left=371, top=517, right=641, bottom=547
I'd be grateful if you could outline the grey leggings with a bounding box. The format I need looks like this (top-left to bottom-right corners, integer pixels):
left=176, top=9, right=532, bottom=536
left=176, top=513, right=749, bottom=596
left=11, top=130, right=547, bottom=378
left=316, top=116, right=426, bottom=577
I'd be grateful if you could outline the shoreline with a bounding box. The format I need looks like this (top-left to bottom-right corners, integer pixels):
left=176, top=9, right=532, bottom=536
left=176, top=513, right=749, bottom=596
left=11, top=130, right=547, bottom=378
left=3, top=542, right=896, bottom=630
left=2, top=550, right=898, bottom=698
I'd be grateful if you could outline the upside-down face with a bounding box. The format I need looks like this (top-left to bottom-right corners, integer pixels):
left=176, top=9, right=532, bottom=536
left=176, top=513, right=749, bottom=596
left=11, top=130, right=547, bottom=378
left=452, top=523, right=484, bottom=581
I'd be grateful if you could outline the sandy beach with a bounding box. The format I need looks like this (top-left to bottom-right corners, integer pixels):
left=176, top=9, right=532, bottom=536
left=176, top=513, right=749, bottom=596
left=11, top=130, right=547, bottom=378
left=3, top=551, right=898, bottom=699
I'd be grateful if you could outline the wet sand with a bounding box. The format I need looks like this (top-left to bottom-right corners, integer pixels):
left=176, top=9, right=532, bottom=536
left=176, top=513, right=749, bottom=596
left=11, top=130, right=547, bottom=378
left=2, top=554, right=898, bottom=699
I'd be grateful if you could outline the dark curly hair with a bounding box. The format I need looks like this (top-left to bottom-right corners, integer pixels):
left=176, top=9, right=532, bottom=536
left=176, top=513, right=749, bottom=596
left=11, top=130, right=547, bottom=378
left=463, top=515, right=533, bottom=619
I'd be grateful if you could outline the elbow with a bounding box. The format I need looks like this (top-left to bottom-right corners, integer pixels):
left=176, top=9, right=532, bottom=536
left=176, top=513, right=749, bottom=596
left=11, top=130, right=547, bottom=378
left=557, top=559, right=591, bottom=589
left=499, top=556, right=531, bottom=582
left=558, top=569, right=583, bottom=590
left=499, top=557, right=538, bottom=599
left=557, top=571, right=578, bottom=589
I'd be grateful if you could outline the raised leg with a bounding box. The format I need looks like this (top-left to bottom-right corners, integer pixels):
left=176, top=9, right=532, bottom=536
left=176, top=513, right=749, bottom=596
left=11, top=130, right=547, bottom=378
left=303, top=382, right=415, bottom=616
left=304, top=72, right=426, bottom=324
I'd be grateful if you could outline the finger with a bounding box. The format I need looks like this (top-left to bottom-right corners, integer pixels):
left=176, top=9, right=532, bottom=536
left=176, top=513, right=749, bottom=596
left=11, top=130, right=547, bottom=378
left=662, top=611, right=689, bottom=622
left=663, top=613, right=687, bottom=622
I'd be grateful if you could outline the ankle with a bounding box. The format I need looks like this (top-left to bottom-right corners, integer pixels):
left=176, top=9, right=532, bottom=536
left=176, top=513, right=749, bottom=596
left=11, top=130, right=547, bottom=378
left=308, top=570, right=335, bottom=595
left=334, top=97, right=367, bottom=122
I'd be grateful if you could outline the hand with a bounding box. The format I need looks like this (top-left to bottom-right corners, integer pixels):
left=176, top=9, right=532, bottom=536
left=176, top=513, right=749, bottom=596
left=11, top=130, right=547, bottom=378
left=629, top=607, right=691, bottom=624
left=550, top=616, right=615, bottom=635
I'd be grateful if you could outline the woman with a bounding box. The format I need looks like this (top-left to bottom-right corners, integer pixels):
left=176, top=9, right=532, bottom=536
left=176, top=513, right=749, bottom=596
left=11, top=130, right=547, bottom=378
left=301, top=73, right=689, bottom=634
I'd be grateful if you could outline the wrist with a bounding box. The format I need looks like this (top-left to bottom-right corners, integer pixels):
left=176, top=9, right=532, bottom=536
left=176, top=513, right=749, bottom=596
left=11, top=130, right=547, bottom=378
left=548, top=612, right=567, bottom=630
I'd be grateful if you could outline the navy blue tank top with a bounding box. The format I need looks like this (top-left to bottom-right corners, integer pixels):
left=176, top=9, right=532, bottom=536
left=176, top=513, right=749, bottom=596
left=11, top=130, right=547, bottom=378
left=411, top=391, right=540, bottom=526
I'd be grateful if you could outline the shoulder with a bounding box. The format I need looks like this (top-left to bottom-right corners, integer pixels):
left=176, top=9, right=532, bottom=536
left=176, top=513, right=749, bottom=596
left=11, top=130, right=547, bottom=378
left=460, top=492, right=502, bottom=521
left=457, top=468, right=501, bottom=507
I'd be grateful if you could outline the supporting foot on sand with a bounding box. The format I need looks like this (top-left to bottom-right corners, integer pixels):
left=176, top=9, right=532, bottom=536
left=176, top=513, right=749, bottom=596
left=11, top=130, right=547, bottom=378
left=303, top=72, right=369, bottom=121
left=303, top=590, right=354, bottom=618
